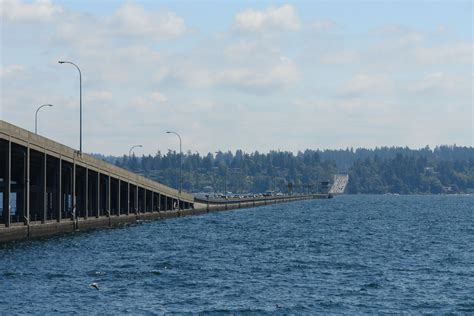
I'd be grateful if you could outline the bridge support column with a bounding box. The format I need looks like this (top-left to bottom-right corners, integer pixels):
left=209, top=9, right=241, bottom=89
left=117, top=179, right=121, bottom=216
left=158, top=193, right=162, bottom=211
left=126, top=183, right=130, bottom=215
left=96, top=172, right=100, bottom=218
left=84, top=168, right=88, bottom=219
left=74, top=165, right=84, bottom=219
left=25, top=147, right=30, bottom=226
left=72, top=161, right=76, bottom=223
left=2, top=140, right=11, bottom=227
left=41, top=151, right=46, bottom=223
left=58, top=159, right=75, bottom=224
left=151, top=191, right=154, bottom=212
left=135, top=185, right=138, bottom=214
left=57, top=159, right=61, bottom=222
left=107, top=175, right=111, bottom=216
left=87, top=169, right=98, bottom=218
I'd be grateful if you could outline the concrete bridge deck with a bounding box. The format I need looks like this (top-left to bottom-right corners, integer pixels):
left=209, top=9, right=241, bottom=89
left=0, top=120, right=329, bottom=242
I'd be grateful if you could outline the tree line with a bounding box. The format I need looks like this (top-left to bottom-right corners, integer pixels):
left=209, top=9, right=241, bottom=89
left=91, top=145, right=474, bottom=194
left=347, top=153, right=474, bottom=194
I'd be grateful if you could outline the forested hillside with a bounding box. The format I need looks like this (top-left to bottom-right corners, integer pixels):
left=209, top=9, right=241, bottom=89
left=91, top=145, right=474, bottom=194
left=347, top=153, right=474, bottom=194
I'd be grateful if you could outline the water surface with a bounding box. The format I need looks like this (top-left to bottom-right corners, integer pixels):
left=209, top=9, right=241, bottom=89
left=0, top=195, right=473, bottom=314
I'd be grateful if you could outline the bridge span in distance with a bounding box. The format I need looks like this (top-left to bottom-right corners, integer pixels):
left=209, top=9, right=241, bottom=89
left=0, top=120, right=329, bottom=242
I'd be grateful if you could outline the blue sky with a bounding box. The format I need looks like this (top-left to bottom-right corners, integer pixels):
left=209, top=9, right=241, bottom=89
left=1, top=0, right=473, bottom=156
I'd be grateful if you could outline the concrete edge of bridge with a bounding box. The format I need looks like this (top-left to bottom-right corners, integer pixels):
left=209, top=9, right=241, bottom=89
left=0, top=194, right=330, bottom=243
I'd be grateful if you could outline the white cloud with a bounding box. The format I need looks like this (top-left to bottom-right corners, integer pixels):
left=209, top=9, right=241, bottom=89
left=0, top=64, right=25, bottom=78
left=0, top=0, right=63, bottom=22
left=373, top=25, right=424, bottom=46
left=368, top=26, right=472, bottom=69
left=129, top=92, right=168, bottom=112
left=150, top=92, right=168, bottom=103
left=224, top=40, right=279, bottom=61
left=185, top=58, right=299, bottom=92
left=171, top=66, right=215, bottom=88
left=88, top=46, right=163, bottom=84
left=108, top=3, right=186, bottom=40
left=414, top=42, right=473, bottom=65
left=85, top=90, right=113, bottom=103
left=218, top=63, right=296, bottom=89
left=190, top=100, right=217, bottom=111
left=54, top=13, right=106, bottom=48
left=408, top=72, right=468, bottom=96
left=311, top=19, right=337, bottom=32
left=340, top=74, right=394, bottom=97
left=53, top=3, right=186, bottom=50
left=436, top=25, right=448, bottom=34
left=320, top=51, right=359, bottom=64
left=233, top=4, right=300, bottom=33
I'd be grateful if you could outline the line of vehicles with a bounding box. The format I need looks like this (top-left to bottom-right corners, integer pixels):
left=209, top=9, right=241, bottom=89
left=195, top=191, right=284, bottom=200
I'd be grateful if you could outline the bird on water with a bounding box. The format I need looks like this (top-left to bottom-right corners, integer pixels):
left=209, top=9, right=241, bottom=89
left=90, top=283, right=100, bottom=290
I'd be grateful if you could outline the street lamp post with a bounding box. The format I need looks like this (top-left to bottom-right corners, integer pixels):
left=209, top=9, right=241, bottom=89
left=128, top=145, right=142, bottom=214
left=35, top=104, right=53, bottom=134
left=166, top=131, right=182, bottom=210
left=58, top=60, right=82, bottom=154
left=166, top=131, right=182, bottom=193
left=129, top=144, right=143, bottom=157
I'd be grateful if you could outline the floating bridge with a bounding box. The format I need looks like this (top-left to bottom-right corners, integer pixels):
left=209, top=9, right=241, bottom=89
left=0, top=120, right=327, bottom=242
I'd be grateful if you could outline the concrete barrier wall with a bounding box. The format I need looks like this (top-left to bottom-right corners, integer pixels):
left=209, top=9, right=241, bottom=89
left=29, top=221, right=75, bottom=238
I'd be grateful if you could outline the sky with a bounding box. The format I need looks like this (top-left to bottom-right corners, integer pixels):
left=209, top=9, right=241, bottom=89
left=1, top=0, right=473, bottom=156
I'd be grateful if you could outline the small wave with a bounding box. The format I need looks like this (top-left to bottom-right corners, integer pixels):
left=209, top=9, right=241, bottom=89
left=45, top=272, right=69, bottom=279
left=86, top=270, right=107, bottom=277
left=96, top=269, right=165, bottom=279
left=1, top=271, right=35, bottom=278
left=361, top=281, right=381, bottom=290
left=115, top=263, right=136, bottom=269
left=197, top=307, right=269, bottom=314
left=456, top=302, right=474, bottom=312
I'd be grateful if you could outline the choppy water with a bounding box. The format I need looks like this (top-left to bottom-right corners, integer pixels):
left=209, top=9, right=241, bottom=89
left=0, top=195, right=473, bottom=314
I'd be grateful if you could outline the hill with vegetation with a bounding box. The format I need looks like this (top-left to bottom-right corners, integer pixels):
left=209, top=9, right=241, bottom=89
left=92, top=145, right=474, bottom=194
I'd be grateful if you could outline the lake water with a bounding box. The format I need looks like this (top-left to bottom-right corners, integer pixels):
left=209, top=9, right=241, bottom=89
left=0, top=195, right=473, bottom=314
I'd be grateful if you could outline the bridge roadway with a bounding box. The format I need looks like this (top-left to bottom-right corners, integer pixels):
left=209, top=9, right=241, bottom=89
left=0, top=120, right=328, bottom=242
left=329, top=174, right=349, bottom=195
